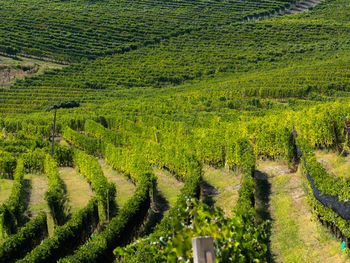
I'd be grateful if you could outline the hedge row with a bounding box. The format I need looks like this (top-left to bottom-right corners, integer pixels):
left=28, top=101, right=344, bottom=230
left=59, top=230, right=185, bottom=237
left=297, top=137, right=350, bottom=201
left=22, top=149, right=46, bottom=173
left=84, top=120, right=130, bottom=147
left=44, top=155, right=69, bottom=225
left=73, top=149, right=116, bottom=219
left=141, top=139, right=201, bottom=181
left=62, top=126, right=101, bottom=155
left=0, top=212, right=48, bottom=263
left=308, top=188, right=350, bottom=239
left=104, top=144, right=154, bottom=183
left=59, top=147, right=153, bottom=263
left=53, top=144, right=74, bottom=167
left=0, top=151, right=16, bottom=179
left=18, top=198, right=99, bottom=263
left=112, top=138, right=203, bottom=262
left=297, top=137, right=350, bottom=240
left=232, top=138, right=257, bottom=217
left=0, top=159, right=26, bottom=235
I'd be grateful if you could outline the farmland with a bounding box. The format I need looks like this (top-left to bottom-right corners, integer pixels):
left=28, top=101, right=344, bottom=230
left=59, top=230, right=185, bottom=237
left=1, top=0, right=350, bottom=261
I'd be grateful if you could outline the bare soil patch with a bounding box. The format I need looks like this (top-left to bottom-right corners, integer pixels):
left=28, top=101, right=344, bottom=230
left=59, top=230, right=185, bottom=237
left=0, top=55, right=65, bottom=88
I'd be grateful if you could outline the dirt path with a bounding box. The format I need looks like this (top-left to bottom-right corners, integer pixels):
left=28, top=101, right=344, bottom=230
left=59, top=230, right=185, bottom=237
left=0, top=55, right=65, bottom=88
left=257, top=160, right=348, bottom=263
left=245, top=0, right=323, bottom=22
left=202, top=165, right=241, bottom=217
left=99, top=159, right=136, bottom=208
left=59, top=167, right=93, bottom=214
left=285, top=0, right=322, bottom=14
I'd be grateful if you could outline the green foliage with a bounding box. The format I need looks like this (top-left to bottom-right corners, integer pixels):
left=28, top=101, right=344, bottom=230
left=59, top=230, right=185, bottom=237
left=297, top=136, right=350, bottom=243
left=0, top=212, right=48, bottom=263
left=0, top=159, right=26, bottom=235
left=4, top=0, right=350, bottom=114
left=53, top=144, right=74, bottom=166
left=73, top=149, right=116, bottom=218
left=194, top=128, right=225, bottom=167
left=22, top=148, right=46, bottom=173
left=115, top=199, right=268, bottom=262
left=307, top=187, right=350, bottom=238
left=62, top=125, right=102, bottom=155
left=3, top=0, right=350, bottom=261
left=297, top=137, right=350, bottom=201
left=59, top=150, right=152, bottom=263
left=0, top=152, right=16, bottom=179
left=18, top=198, right=99, bottom=263
left=0, top=0, right=293, bottom=63
left=84, top=119, right=130, bottom=146
left=44, top=155, right=69, bottom=225
left=46, top=100, right=80, bottom=112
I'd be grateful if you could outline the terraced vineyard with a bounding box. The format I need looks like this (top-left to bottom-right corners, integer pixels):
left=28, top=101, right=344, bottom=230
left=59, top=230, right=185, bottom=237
left=0, top=0, right=297, bottom=63
left=2, top=0, right=350, bottom=261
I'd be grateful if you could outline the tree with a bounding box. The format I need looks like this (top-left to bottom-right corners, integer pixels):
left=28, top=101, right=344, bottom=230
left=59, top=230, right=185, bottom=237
left=46, top=100, right=80, bottom=156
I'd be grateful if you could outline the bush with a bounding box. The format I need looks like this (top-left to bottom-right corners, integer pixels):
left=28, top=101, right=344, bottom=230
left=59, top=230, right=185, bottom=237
left=0, top=212, right=48, bottom=263
left=18, top=199, right=99, bottom=263
left=0, top=159, right=26, bottom=235
left=44, top=155, right=69, bottom=225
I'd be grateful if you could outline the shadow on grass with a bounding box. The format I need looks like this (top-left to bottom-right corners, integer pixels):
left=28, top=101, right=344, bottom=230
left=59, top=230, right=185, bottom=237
left=59, top=177, right=72, bottom=224
left=200, top=181, right=218, bottom=207
left=21, top=178, right=32, bottom=225
left=255, top=170, right=275, bottom=263
left=139, top=190, right=170, bottom=237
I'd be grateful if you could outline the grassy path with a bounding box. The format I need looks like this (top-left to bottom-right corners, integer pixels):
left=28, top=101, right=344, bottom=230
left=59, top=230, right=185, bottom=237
left=202, top=165, right=241, bottom=217
left=315, top=150, right=350, bottom=180
left=153, top=167, right=183, bottom=209
left=257, top=160, right=348, bottom=263
left=59, top=167, right=93, bottom=214
left=139, top=167, right=183, bottom=236
left=99, top=159, right=135, bottom=208
left=0, top=179, right=14, bottom=242
left=23, top=173, right=55, bottom=236
left=0, top=178, right=13, bottom=204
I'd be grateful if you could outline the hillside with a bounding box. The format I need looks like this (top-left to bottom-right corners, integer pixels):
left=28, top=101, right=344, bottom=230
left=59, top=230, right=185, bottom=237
left=1, top=0, right=350, bottom=262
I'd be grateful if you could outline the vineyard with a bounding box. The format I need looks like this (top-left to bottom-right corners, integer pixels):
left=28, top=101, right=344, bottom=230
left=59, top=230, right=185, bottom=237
left=1, top=0, right=350, bottom=261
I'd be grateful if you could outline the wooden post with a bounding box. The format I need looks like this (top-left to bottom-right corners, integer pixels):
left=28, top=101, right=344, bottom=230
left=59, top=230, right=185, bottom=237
left=192, top=236, right=215, bottom=263
left=106, top=189, right=109, bottom=223
left=154, top=130, right=159, bottom=143
left=151, top=181, right=155, bottom=209
left=344, top=115, right=350, bottom=143
left=50, top=108, right=57, bottom=157
left=332, top=122, right=341, bottom=153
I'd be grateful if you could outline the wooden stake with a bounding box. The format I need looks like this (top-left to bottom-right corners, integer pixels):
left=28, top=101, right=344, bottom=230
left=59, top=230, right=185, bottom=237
left=50, top=108, right=57, bottom=157
left=192, top=236, right=215, bottom=263
left=106, top=189, right=109, bottom=223
left=344, top=115, right=350, bottom=143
